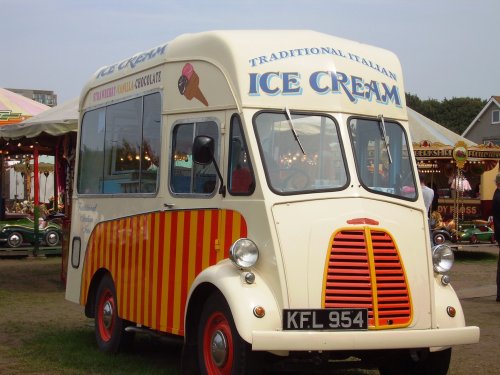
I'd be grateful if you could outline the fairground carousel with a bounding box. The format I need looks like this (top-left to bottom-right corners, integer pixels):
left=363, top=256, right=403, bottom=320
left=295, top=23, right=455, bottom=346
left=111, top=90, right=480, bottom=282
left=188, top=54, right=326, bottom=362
left=408, top=108, right=500, bottom=243
left=0, top=97, right=77, bottom=277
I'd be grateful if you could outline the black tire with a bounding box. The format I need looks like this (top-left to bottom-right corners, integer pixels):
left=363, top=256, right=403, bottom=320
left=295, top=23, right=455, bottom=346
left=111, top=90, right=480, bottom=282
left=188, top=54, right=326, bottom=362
left=7, top=232, right=23, bottom=248
left=94, top=274, right=133, bottom=354
left=197, top=292, right=251, bottom=374
left=44, top=230, right=60, bottom=246
left=470, top=234, right=478, bottom=244
left=379, top=348, right=451, bottom=375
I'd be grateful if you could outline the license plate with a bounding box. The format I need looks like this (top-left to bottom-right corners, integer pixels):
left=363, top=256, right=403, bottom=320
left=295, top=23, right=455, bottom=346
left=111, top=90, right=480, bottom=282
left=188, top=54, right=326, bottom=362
left=283, top=309, right=368, bottom=330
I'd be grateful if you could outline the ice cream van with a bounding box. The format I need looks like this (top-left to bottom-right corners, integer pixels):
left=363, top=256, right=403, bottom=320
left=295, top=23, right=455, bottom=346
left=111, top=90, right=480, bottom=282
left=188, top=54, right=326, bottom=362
left=65, top=30, right=479, bottom=374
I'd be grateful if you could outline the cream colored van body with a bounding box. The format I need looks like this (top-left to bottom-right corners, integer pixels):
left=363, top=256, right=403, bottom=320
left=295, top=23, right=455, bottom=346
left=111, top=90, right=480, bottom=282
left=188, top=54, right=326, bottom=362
left=66, top=31, right=478, bottom=374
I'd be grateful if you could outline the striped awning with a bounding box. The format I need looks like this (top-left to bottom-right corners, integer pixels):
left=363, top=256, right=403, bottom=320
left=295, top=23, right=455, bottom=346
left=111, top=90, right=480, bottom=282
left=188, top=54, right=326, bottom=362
left=0, top=88, right=49, bottom=126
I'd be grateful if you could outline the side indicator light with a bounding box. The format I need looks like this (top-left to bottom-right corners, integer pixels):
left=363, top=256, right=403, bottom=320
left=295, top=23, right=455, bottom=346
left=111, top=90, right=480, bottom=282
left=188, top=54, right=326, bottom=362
left=447, top=306, right=456, bottom=318
left=253, top=306, right=265, bottom=318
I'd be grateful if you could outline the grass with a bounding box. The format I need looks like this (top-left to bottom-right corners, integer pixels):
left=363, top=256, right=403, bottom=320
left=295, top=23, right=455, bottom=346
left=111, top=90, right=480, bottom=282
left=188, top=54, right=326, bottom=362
left=2, top=253, right=492, bottom=374
left=9, top=325, right=181, bottom=375
left=0, top=257, right=182, bottom=374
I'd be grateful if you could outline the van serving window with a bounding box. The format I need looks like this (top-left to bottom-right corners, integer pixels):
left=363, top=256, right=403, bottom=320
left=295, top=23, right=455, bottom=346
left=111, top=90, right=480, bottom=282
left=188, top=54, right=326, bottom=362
left=77, top=92, right=161, bottom=195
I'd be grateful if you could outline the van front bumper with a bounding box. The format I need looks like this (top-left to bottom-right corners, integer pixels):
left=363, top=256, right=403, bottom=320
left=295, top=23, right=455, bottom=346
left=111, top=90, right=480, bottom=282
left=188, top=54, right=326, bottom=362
left=252, top=326, right=479, bottom=351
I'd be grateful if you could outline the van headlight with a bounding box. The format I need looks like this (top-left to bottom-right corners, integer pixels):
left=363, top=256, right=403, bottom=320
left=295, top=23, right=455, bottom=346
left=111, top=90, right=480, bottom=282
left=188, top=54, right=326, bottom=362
left=432, top=244, right=454, bottom=273
left=229, top=238, right=259, bottom=269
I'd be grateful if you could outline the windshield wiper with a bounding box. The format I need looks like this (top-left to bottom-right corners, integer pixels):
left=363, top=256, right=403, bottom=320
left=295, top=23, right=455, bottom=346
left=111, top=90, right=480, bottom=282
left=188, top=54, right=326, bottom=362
left=285, top=106, right=306, bottom=155
left=377, top=114, right=392, bottom=164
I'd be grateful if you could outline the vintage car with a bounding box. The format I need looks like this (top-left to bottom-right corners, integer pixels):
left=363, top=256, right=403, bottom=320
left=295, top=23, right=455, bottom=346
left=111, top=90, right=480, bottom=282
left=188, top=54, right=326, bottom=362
left=432, top=227, right=455, bottom=245
left=457, top=224, right=496, bottom=244
left=0, top=218, right=61, bottom=248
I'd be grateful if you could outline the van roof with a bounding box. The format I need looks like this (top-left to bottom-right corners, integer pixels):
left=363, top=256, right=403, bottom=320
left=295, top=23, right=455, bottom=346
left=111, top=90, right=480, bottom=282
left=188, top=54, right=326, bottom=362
left=82, top=30, right=407, bottom=119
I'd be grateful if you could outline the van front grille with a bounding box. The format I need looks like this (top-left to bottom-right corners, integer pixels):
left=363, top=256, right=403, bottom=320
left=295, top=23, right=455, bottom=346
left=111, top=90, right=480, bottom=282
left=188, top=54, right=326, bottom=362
left=323, top=229, right=411, bottom=328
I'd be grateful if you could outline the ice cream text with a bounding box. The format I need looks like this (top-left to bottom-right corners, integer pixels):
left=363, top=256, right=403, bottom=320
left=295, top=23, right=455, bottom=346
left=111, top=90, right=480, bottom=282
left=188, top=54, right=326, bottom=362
left=248, top=71, right=401, bottom=106
left=96, top=44, right=167, bottom=79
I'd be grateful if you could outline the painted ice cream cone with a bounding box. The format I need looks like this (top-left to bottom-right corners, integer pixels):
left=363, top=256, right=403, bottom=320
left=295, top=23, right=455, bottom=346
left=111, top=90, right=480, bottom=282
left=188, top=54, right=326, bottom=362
left=184, top=71, right=208, bottom=106
left=178, top=63, right=208, bottom=106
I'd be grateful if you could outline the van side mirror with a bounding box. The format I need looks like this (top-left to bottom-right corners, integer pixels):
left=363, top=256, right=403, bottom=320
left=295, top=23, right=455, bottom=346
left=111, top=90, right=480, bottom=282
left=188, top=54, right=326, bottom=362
left=192, top=136, right=214, bottom=165
left=192, top=135, right=226, bottom=197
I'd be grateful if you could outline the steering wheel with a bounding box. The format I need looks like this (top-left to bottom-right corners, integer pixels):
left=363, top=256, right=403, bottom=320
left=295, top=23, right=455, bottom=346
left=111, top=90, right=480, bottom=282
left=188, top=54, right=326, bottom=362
left=279, top=168, right=310, bottom=191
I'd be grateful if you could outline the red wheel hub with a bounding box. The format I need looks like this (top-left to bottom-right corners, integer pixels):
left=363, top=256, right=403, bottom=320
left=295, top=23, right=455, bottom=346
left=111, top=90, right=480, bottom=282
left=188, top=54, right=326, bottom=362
left=97, top=288, right=115, bottom=342
left=202, top=311, right=234, bottom=374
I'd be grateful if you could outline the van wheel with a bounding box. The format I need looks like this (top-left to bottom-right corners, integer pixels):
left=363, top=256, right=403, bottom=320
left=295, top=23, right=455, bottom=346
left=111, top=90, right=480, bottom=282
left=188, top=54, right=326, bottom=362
left=379, top=348, right=451, bottom=375
left=94, top=274, right=133, bottom=353
left=198, top=292, right=249, bottom=374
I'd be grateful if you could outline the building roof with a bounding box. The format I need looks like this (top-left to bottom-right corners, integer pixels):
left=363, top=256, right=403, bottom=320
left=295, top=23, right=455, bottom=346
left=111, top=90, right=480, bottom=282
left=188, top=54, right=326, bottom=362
left=462, top=95, right=500, bottom=137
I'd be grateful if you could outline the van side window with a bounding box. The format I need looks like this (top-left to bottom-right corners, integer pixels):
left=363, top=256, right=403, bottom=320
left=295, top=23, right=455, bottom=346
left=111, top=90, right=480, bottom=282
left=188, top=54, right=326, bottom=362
left=228, top=115, right=255, bottom=195
left=78, top=108, right=105, bottom=194
left=171, top=120, right=219, bottom=195
left=77, top=92, right=161, bottom=195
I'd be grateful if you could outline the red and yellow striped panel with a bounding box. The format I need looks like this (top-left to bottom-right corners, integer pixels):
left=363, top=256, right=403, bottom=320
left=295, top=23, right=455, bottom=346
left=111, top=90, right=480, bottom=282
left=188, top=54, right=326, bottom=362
left=80, top=209, right=247, bottom=336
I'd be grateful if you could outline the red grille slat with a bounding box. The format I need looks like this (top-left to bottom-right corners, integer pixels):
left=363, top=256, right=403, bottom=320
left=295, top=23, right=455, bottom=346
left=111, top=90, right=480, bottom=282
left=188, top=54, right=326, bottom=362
left=375, top=277, right=405, bottom=282
left=376, top=289, right=409, bottom=295
left=325, top=296, right=373, bottom=302
left=374, top=270, right=403, bottom=275
left=325, top=291, right=372, bottom=297
left=331, top=255, right=369, bottom=261
left=323, top=228, right=411, bottom=329
left=378, top=309, right=411, bottom=316
left=327, top=281, right=372, bottom=287
left=327, top=276, right=371, bottom=282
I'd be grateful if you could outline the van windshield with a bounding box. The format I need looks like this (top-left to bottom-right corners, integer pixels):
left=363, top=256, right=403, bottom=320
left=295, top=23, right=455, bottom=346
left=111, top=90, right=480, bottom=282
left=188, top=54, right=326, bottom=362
left=254, top=112, right=348, bottom=194
left=348, top=117, right=417, bottom=200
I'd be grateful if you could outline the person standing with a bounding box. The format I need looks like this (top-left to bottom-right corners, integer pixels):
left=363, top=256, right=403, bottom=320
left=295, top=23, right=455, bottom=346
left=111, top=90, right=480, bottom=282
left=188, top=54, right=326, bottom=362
left=492, top=173, right=500, bottom=302
left=420, top=174, right=434, bottom=246
left=420, top=174, right=434, bottom=218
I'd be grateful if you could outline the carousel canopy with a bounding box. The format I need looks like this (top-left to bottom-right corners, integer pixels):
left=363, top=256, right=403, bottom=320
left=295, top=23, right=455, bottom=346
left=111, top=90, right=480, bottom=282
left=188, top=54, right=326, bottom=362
left=0, top=97, right=78, bottom=156
left=408, top=107, right=500, bottom=172
left=408, top=107, right=475, bottom=147
left=0, top=88, right=50, bottom=126
left=0, top=97, right=78, bottom=139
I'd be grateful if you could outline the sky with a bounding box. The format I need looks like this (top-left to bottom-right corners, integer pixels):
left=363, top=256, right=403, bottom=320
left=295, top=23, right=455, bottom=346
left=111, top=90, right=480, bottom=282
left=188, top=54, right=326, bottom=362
left=1, top=0, right=499, bottom=104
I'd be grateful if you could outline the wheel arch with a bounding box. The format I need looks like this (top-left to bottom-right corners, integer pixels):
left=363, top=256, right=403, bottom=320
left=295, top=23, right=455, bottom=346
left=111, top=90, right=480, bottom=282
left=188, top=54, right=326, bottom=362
left=85, top=268, right=111, bottom=318
left=184, top=262, right=282, bottom=345
left=432, top=277, right=466, bottom=329
left=184, top=282, right=220, bottom=346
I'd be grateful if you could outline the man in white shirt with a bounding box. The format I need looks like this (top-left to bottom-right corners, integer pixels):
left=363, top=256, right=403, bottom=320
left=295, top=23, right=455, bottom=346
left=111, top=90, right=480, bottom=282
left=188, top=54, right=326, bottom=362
left=420, top=174, right=435, bottom=246
left=420, top=173, right=434, bottom=217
